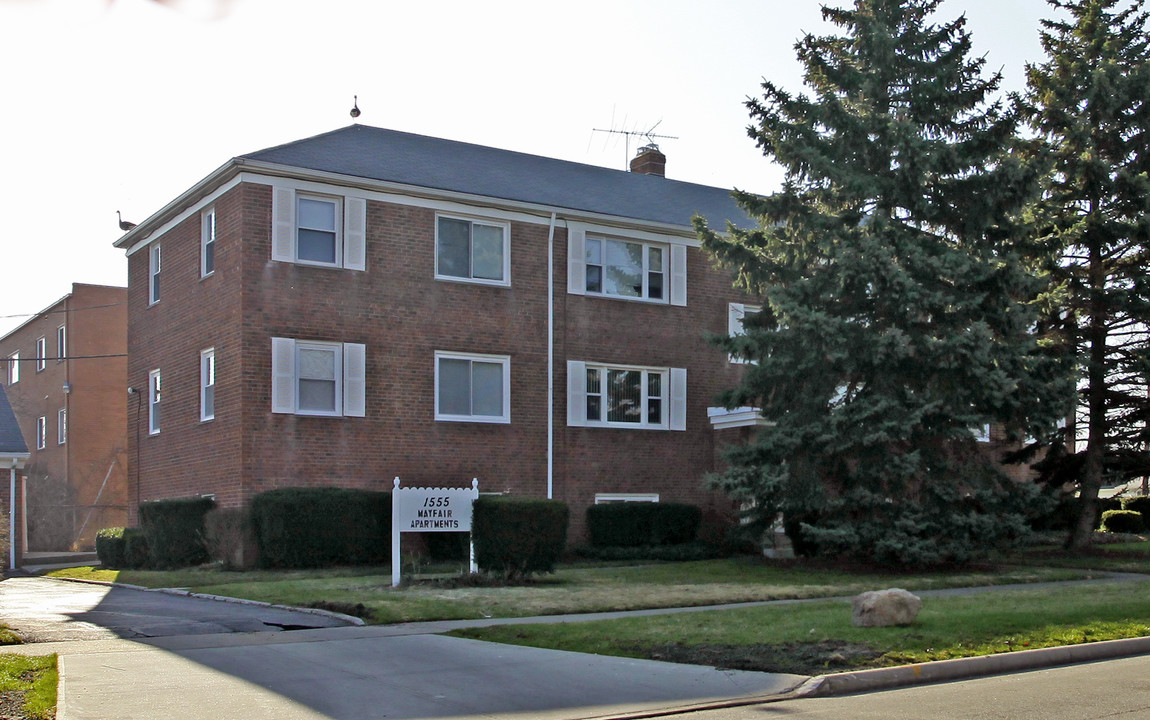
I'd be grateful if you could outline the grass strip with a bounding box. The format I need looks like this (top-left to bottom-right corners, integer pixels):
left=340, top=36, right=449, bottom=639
left=47, top=559, right=1086, bottom=624
left=450, top=580, right=1150, bottom=676
left=0, top=654, right=57, bottom=720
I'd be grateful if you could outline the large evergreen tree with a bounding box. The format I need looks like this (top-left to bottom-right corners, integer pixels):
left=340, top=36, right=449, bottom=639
left=1024, top=0, right=1150, bottom=550
left=695, top=0, right=1073, bottom=566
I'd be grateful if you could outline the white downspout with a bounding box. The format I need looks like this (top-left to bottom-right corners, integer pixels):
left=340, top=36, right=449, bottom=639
left=8, top=464, right=15, bottom=570
left=546, top=212, right=557, bottom=500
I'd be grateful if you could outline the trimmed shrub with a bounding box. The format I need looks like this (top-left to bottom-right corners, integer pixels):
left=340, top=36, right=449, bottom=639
left=1101, top=509, right=1145, bottom=534
left=570, top=541, right=723, bottom=562
left=586, top=502, right=702, bottom=548
left=1121, top=496, right=1150, bottom=519
left=204, top=507, right=258, bottom=569
left=472, top=497, right=568, bottom=580
left=123, top=528, right=151, bottom=569
left=139, top=496, right=216, bottom=569
left=1096, top=496, right=1124, bottom=527
left=250, top=487, right=391, bottom=569
left=426, top=531, right=471, bottom=562
left=95, top=527, right=125, bottom=568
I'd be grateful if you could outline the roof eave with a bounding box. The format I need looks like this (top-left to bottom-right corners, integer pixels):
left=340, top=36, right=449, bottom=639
left=113, top=158, right=244, bottom=250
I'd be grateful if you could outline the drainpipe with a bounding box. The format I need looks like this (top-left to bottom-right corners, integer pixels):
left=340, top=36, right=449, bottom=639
left=546, top=212, right=557, bottom=500
left=9, top=464, right=15, bottom=570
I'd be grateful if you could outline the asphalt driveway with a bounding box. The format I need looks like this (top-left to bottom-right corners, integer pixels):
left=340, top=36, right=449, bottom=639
left=0, top=576, right=352, bottom=642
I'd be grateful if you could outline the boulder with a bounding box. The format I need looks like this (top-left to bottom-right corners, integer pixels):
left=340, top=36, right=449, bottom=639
left=851, top=588, right=922, bottom=627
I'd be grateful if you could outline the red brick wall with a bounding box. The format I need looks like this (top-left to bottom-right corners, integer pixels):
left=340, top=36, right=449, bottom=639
left=128, top=180, right=747, bottom=542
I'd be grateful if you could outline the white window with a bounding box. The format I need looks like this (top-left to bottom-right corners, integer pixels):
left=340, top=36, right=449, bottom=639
left=35, top=416, right=46, bottom=450
left=148, top=369, right=161, bottom=435
left=434, top=352, right=511, bottom=423
left=728, top=303, right=762, bottom=364
left=973, top=424, right=991, bottom=443
left=57, top=408, right=66, bottom=445
left=56, top=325, right=66, bottom=362
left=200, top=348, right=216, bottom=422
left=567, top=361, right=687, bottom=431
left=595, top=493, right=659, bottom=504
left=201, top=208, right=216, bottom=277
left=7, top=353, right=18, bottom=385
left=568, top=228, right=687, bottom=306
left=149, top=243, right=161, bottom=305
left=270, top=338, right=366, bottom=417
left=435, top=215, right=510, bottom=286
left=271, top=187, right=366, bottom=271
left=35, top=337, right=46, bottom=372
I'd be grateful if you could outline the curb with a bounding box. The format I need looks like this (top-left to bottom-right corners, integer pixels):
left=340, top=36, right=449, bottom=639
left=40, top=575, right=366, bottom=627
left=796, top=635, right=1150, bottom=697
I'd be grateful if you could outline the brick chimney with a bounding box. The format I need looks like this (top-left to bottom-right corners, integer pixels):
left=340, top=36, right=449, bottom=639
left=630, top=143, right=666, bottom=177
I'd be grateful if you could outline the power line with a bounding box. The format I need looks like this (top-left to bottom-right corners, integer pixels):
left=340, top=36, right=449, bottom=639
left=0, top=302, right=126, bottom=322
left=2, top=354, right=127, bottom=363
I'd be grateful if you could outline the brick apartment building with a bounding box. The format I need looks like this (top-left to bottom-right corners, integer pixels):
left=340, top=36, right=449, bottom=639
left=0, top=284, right=129, bottom=552
left=113, top=124, right=773, bottom=541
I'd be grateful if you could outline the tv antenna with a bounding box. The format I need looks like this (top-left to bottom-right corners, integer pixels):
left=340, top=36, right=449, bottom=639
left=591, top=119, right=678, bottom=170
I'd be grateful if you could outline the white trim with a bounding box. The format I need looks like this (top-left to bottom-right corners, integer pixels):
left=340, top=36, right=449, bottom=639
left=148, top=244, right=161, bottom=305
left=728, top=303, right=762, bottom=364
left=294, top=193, right=344, bottom=268
left=201, top=207, right=216, bottom=278
left=56, top=324, right=66, bottom=362
left=581, top=235, right=671, bottom=304
left=35, top=337, right=45, bottom=372
left=576, top=361, right=682, bottom=431
left=35, top=416, right=46, bottom=450
left=148, top=368, right=161, bottom=435
left=434, top=351, right=511, bottom=424
left=434, top=213, right=511, bottom=287
left=6, top=352, right=17, bottom=385
left=595, top=493, right=659, bottom=504
left=973, top=424, right=992, bottom=443
left=57, top=408, right=66, bottom=445
left=707, top=406, right=771, bottom=430
left=119, top=168, right=707, bottom=258
left=200, top=348, right=216, bottom=422
left=295, top=340, right=343, bottom=417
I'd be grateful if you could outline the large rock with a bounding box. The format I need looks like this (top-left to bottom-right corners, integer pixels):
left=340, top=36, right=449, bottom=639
left=851, top=588, right=922, bottom=627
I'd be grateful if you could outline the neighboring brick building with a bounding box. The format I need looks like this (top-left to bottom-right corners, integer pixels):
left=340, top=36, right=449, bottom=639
left=0, top=284, right=129, bottom=551
left=113, top=126, right=769, bottom=541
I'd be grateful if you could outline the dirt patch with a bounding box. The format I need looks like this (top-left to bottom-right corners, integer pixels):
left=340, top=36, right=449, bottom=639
left=634, top=640, right=884, bottom=676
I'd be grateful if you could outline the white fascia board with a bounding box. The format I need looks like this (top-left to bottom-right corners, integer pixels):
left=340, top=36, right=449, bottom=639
left=707, top=406, right=772, bottom=430
left=3, top=454, right=30, bottom=470
left=121, top=174, right=246, bottom=257
left=567, top=220, right=702, bottom=248
left=115, top=158, right=240, bottom=252
left=236, top=160, right=703, bottom=241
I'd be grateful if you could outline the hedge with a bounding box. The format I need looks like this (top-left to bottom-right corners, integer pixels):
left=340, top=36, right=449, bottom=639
left=139, top=496, right=216, bottom=569
left=1101, top=509, right=1145, bottom=534
left=586, top=502, right=702, bottom=548
left=472, top=496, right=568, bottom=580
left=1121, top=496, right=1150, bottom=519
left=96, top=527, right=151, bottom=569
left=250, top=487, right=390, bottom=569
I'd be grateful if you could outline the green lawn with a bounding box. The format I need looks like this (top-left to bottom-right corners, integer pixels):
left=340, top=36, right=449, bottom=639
left=47, top=558, right=1086, bottom=624
left=0, top=654, right=57, bottom=720
left=452, top=580, right=1150, bottom=675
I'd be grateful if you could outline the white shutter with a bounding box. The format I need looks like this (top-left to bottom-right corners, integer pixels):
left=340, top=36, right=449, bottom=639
left=567, top=229, right=586, bottom=295
left=343, top=342, right=366, bottom=417
left=344, top=197, right=367, bottom=271
left=271, top=186, right=296, bottom=262
left=669, top=367, right=687, bottom=431
left=567, top=360, right=586, bottom=426
left=670, top=244, right=687, bottom=306
left=271, top=337, right=296, bottom=414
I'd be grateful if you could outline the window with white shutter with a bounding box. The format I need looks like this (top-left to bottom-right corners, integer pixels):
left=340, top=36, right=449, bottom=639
left=567, top=361, right=686, bottom=431
left=270, top=186, right=367, bottom=271
left=271, top=337, right=366, bottom=417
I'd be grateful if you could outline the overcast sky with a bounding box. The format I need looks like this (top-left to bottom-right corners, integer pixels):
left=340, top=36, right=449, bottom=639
left=0, top=0, right=1055, bottom=336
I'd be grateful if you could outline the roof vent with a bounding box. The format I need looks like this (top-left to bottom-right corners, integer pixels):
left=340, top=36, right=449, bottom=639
left=629, top=143, right=666, bottom=177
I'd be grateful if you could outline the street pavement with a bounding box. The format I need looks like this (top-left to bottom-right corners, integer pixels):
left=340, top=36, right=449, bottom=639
left=0, top=577, right=805, bottom=719
left=680, top=653, right=1150, bottom=719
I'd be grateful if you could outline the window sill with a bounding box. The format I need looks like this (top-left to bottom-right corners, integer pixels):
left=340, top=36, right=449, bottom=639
left=435, top=415, right=511, bottom=425
left=581, top=292, right=670, bottom=306
left=435, top=274, right=511, bottom=289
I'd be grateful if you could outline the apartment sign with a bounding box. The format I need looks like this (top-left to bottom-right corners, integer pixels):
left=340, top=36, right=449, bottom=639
left=391, top=477, right=479, bottom=587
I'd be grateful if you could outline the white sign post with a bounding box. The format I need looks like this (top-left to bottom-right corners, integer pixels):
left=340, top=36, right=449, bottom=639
left=391, top=477, right=479, bottom=587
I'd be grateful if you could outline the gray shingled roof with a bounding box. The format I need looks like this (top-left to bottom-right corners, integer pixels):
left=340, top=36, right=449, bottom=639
left=242, top=125, right=755, bottom=230
left=0, top=384, right=27, bottom=456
